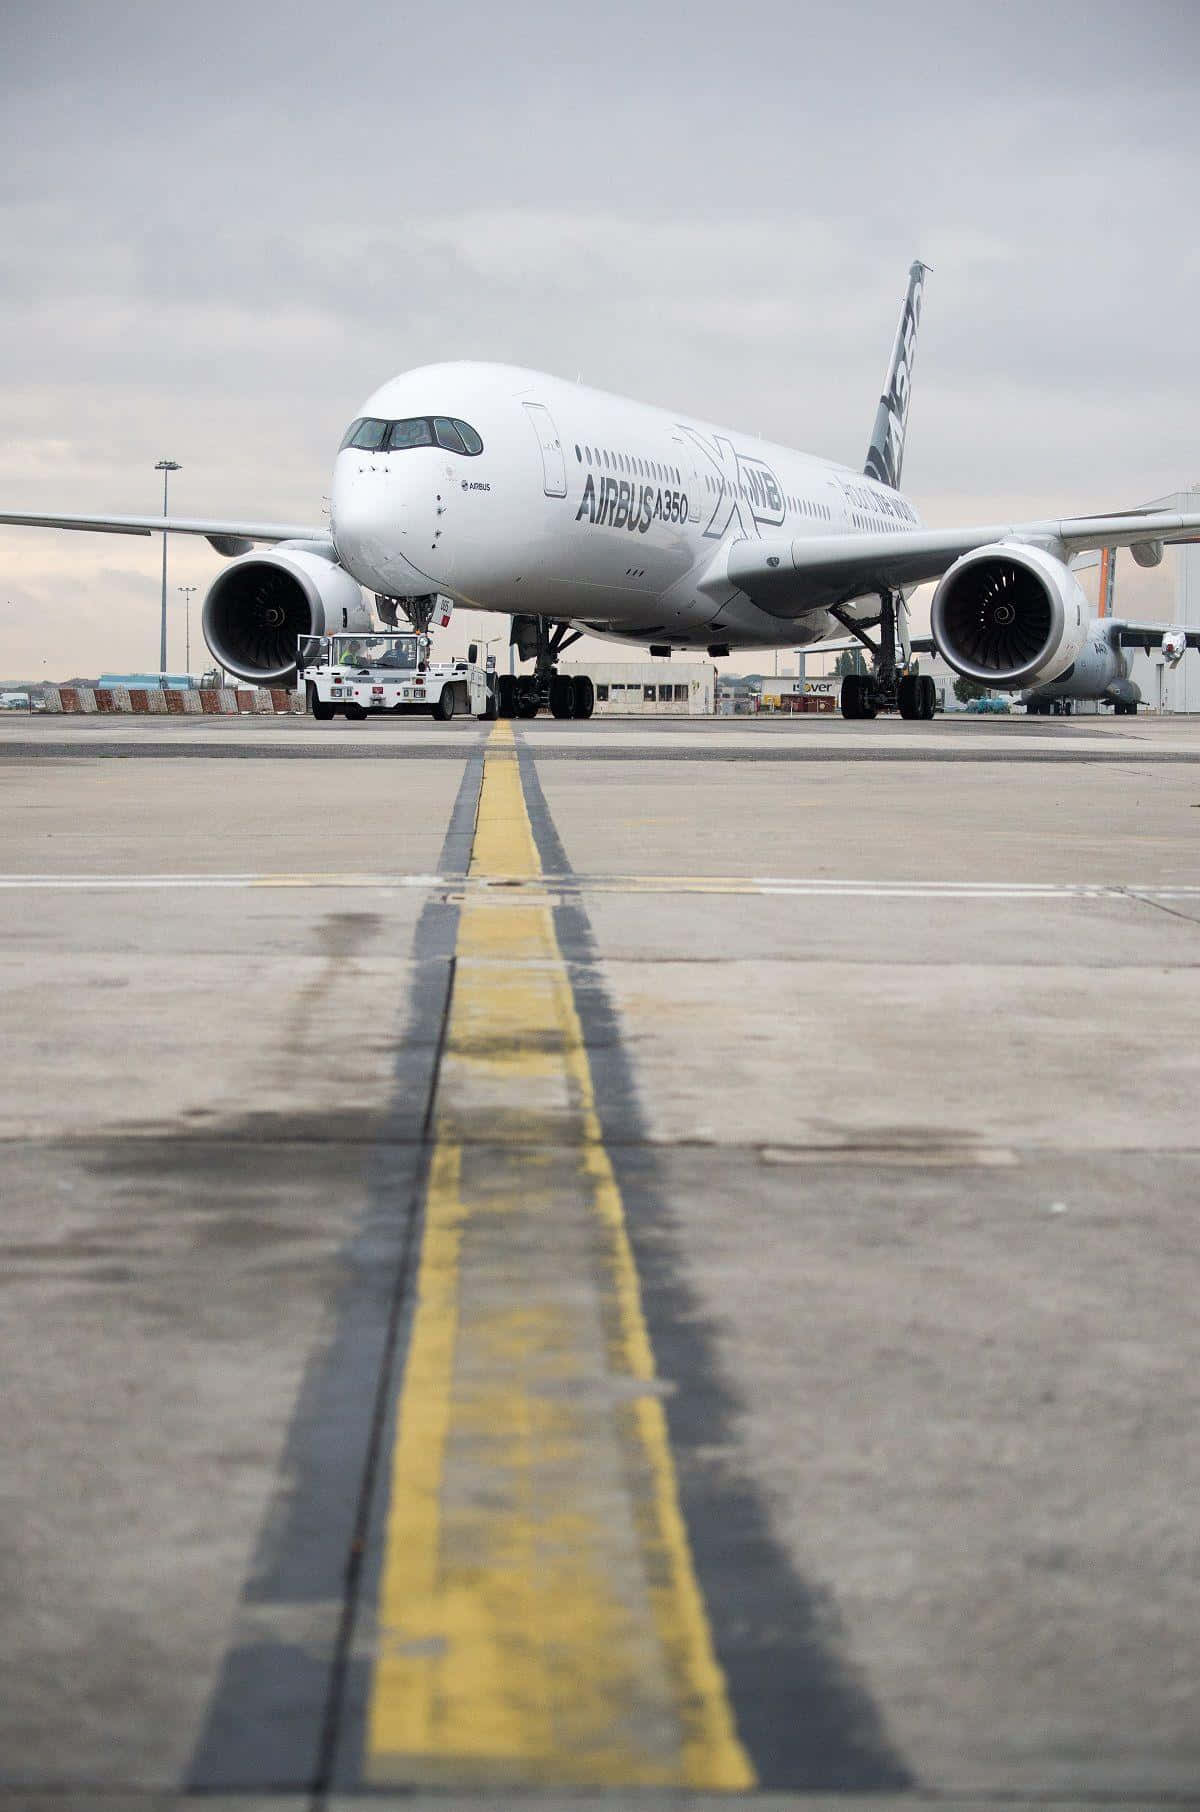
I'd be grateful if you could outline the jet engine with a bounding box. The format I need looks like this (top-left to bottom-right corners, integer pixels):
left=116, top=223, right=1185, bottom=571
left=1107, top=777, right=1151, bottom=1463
left=930, top=543, right=1089, bottom=691
left=201, top=544, right=373, bottom=683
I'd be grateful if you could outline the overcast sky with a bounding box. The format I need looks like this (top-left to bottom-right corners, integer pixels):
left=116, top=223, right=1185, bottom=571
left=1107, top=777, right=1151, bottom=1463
left=1, top=0, right=1197, bottom=677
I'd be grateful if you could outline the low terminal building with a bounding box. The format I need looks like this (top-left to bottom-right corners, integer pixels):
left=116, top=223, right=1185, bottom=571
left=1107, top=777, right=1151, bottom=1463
left=558, top=662, right=715, bottom=714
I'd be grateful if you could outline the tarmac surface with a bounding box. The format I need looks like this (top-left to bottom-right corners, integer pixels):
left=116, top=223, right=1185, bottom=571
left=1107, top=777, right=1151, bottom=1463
left=3, top=709, right=1200, bottom=1812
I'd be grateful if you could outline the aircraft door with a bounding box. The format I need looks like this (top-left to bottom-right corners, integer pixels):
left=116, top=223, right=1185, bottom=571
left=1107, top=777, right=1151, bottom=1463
left=672, top=436, right=702, bottom=523
left=524, top=402, right=568, bottom=498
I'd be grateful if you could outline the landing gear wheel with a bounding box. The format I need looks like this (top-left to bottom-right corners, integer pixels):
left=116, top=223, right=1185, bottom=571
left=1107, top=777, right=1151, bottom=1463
left=897, top=675, right=919, bottom=720
left=918, top=675, right=937, bottom=720
left=570, top=674, right=595, bottom=719
left=550, top=674, right=574, bottom=719
left=497, top=674, right=517, bottom=718
left=840, top=674, right=865, bottom=720
left=432, top=686, right=456, bottom=722
left=515, top=678, right=540, bottom=719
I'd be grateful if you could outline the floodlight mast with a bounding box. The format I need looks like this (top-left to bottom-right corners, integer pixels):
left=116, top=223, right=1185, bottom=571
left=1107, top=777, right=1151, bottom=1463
left=178, top=585, right=196, bottom=674
left=155, top=460, right=181, bottom=673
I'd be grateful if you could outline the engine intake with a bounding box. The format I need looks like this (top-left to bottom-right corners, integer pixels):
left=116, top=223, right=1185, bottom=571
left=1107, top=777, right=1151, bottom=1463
left=930, top=543, right=1088, bottom=690
left=201, top=545, right=372, bottom=683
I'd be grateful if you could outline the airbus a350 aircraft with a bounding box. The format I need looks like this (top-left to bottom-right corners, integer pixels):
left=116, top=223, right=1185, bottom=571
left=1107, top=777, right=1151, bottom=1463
left=4, top=262, right=1198, bottom=720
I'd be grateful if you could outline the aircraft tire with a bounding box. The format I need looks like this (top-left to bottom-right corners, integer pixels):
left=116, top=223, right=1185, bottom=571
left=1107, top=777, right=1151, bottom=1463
left=571, top=674, right=595, bottom=719
left=432, top=686, right=456, bottom=722
left=918, top=675, right=937, bottom=719
left=515, top=678, right=540, bottom=718
left=840, top=674, right=864, bottom=719
left=897, top=675, right=919, bottom=719
left=550, top=674, right=574, bottom=718
left=497, top=674, right=517, bottom=718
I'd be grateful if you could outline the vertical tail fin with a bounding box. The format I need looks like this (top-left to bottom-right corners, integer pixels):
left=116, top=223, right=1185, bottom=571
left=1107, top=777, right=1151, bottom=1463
left=864, top=260, right=928, bottom=490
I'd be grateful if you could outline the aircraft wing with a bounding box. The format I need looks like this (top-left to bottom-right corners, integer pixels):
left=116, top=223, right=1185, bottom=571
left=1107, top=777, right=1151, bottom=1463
left=0, top=511, right=327, bottom=558
left=723, top=509, right=1200, bottom=618
left=1112, top=622, right=1200, bottom=652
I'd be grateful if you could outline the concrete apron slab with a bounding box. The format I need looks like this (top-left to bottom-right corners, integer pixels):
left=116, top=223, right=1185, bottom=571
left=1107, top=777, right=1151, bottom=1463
left=0, top=758, right=474, bottom=1795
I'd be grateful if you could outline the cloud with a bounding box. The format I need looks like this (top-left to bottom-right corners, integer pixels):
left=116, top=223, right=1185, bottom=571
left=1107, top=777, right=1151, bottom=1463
left=1, top=0, right=1196, bottom=676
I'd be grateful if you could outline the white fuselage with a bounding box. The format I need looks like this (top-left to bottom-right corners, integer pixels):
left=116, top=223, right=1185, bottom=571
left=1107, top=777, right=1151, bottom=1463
left=1022, top=620, right=1137, bottom=706
left=329, top=361, right=923, bottom=652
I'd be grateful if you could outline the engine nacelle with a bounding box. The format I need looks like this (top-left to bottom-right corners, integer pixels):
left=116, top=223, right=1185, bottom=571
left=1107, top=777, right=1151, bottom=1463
left=201, top=544, right=373, bottom=683
left=930, top=542, right=1090, bottom=691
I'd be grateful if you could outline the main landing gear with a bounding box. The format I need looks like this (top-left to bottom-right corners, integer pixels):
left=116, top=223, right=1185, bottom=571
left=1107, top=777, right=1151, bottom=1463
left=835, top=589, right=936, bottom=721
left=497, top=614, right=596, bottom=720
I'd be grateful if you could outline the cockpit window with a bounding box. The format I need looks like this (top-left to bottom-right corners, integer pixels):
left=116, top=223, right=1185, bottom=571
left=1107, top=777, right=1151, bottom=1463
left=433, top=417, right=468, bottom=454
left=344, top=418, right=388, bottom=451
left=339, top=414, right=484, bottom=456
left=387, top=417, right=434, bottom=450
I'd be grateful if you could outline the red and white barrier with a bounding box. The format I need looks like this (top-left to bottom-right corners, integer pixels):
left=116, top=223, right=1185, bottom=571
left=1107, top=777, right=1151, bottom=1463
left=39, top=687, right=304, bottom=715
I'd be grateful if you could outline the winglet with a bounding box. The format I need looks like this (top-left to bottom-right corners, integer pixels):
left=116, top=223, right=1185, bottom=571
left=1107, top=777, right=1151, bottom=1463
left=864, top=260, right=928, bottom=491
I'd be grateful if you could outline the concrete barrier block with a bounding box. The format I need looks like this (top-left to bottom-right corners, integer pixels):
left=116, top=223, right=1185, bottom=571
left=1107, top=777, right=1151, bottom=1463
left=254, top=689, right=274, bottom=713
left=76, top=688, right=97, bottom=713
left=41, top=688, right=63, bottom=713
left=145, top=688, right=167, bottom=713
left=217, top=688, right=238, bottom=713
left=164, top=690, right=186, bottom=715
left=181, top=690, right=202, bottom=714
left=129, top=690, right=149, bottom=713
left=199, top=689, right=220, bottom=714
left=235, top=689, right=256, bottom=713
left=269, top=688, right=293, bottom=713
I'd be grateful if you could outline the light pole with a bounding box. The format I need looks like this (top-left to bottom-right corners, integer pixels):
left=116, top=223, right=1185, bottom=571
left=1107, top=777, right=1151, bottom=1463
left=178, top=585, right=197, bottom=676
left=155, top=460, right=181, bottom=673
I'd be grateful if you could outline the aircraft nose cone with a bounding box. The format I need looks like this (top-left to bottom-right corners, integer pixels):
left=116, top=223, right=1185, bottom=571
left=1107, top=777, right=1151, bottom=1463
left=331, top=453, right=437, bottom=594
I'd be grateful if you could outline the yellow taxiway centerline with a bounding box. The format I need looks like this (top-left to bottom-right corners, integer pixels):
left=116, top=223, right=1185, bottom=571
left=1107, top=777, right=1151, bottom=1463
left=366, top=718, right=753, bottom=1788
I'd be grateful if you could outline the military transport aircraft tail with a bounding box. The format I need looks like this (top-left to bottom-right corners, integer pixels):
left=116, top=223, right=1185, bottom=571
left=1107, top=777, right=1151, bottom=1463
left=863, top=259, right=928, bottom=491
